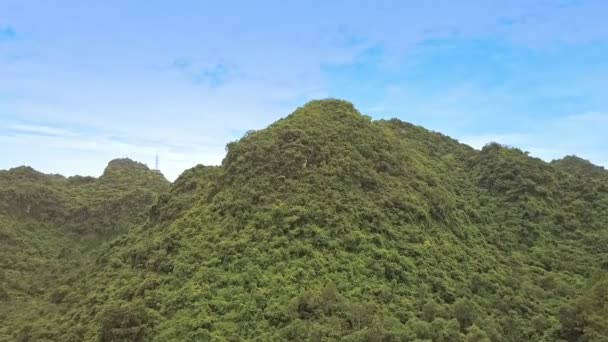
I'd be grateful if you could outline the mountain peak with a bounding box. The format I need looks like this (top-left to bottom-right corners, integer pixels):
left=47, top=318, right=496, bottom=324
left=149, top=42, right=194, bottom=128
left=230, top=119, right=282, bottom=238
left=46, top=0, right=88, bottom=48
left=553, top=155, right=596, bottom=167
left=222, top=99, right=380, bottom=187
left=6, top=165, right=45, bottom=178
left=298, top=98, right=356, bottom=112
left=100, top=158, right=169, bottom=191
left=104, top=158, right=150, bottom=173
left=1, top=166, right=65, bottom=184
left=552, top=155, right=607, bottom=178
left=288, top=98, right=362, bottom=122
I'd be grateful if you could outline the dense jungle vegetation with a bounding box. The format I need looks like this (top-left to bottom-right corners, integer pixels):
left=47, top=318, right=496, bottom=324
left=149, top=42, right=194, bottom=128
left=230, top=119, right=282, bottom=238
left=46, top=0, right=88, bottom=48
left=1, top=99, right=607, bottom=341
left=0, top=159, right=169, bottom=341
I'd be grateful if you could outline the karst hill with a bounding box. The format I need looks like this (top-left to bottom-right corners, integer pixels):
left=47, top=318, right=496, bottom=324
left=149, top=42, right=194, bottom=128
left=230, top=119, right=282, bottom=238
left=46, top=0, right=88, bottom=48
left=1, top=99, right=607, bottom=341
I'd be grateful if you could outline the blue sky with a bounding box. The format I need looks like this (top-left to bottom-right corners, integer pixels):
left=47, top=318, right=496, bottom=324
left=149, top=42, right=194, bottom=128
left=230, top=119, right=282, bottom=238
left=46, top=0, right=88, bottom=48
left=1, top=0, right=607, bottom=180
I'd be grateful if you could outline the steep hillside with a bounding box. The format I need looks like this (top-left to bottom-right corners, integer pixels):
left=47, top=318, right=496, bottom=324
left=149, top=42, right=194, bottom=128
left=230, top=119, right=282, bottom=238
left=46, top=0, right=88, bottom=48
left=3, top=100, right=608, bottom=341
left=0, top=159, right=169, bottom=341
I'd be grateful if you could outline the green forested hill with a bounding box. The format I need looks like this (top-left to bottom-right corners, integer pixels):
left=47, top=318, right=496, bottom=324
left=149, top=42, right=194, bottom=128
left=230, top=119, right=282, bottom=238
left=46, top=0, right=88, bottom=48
left=2, top=100, right=607, bottom=341
left=0, top=159, right=169, bottom=341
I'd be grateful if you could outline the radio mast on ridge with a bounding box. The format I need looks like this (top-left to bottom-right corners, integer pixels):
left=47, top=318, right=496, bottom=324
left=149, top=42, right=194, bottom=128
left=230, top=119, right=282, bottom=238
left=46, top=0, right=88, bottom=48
left=155, top=154, right=159, bottom=170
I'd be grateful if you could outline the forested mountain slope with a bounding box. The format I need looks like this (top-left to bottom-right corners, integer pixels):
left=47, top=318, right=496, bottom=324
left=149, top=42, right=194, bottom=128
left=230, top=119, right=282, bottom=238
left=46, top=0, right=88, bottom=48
left=2, top=100, right=607, bottom=341
left=0, top=159, right=169, bottom=341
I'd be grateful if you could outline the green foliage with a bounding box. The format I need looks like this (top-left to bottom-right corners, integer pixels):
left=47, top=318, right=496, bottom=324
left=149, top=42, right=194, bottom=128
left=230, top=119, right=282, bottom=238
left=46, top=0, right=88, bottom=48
left=2, top=100, right=608, bottom=341
left=0, top=159, right=168, bottom=341
left=98, top=301, right=155, bottom=342
left=559, top=272, right=608, bottom=341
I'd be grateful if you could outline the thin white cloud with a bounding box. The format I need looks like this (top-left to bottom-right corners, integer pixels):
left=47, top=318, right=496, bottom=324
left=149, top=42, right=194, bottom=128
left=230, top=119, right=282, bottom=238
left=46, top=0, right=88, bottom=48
left=7, top=123, right=73, bottom=136
left=0, top=122, right=227, bottom=181
left=1, top=0, right=607, bottom=179
left=565, top=111, right=608, bottom=124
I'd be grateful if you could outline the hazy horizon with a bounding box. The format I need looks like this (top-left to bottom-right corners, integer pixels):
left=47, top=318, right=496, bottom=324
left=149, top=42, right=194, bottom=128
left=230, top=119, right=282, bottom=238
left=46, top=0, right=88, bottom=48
left=2, top=0, right=607, bottom=180
left=1, top=101, right=605, bottom=182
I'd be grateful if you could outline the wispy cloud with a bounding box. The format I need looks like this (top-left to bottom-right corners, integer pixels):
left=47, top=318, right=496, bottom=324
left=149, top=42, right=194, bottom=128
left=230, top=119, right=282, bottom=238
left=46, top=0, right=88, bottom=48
left=0, top=120, right=227, bottom=181
left=1, top=0, right=607, bottom=178
left=0, top=26, right=17, bottom=41
left=566, top=111, right=608, bottom=124
left=163, top=59, right=233, bottom=87
left=7, top=123, right=74, bottom=137
left=194, top=64, right=229, bottom=87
